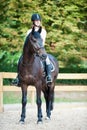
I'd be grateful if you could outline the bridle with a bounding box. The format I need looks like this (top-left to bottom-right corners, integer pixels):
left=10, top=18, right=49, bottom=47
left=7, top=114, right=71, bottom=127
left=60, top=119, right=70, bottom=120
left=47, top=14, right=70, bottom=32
left=29, top=33, right=44, bottom=57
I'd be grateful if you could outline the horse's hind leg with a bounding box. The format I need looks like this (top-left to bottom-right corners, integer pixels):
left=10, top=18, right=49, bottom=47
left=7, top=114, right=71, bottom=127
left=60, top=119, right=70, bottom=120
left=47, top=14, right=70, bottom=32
left=44, top=88, right=51, bottom=119
left=20, top=85, right=27, bottom=123
left=44, top=85, right=54, bottom=119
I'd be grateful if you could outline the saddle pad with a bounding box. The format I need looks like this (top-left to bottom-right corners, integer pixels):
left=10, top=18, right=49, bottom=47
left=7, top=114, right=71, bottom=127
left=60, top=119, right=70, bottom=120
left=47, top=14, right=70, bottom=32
left=40, top=61, right=55, bottom=73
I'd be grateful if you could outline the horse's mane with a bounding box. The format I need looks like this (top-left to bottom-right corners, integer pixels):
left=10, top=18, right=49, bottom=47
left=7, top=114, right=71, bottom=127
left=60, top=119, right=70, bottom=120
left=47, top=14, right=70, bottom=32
left=25, top=31, right=41, bottom=44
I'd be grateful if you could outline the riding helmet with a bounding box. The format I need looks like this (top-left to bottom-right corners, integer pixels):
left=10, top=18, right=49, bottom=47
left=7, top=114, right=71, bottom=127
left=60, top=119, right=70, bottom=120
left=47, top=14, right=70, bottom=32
left=31, top=13, right=41, bottom=21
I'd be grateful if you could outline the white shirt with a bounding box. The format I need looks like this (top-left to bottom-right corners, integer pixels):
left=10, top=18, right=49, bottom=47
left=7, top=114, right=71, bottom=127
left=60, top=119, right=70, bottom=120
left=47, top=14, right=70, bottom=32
left=26, top=27, right=47, bottom=46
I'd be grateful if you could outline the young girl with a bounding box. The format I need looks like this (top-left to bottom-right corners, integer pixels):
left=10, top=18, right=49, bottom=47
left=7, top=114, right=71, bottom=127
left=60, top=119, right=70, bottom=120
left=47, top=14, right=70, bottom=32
left=12, top=13, right=52, bottom=86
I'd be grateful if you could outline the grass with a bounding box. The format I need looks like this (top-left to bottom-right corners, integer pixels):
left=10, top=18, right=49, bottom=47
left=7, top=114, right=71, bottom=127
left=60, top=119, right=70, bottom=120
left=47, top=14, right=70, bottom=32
left=55, top=97, right=87, bottom=102
left=3, top=91, right=87, bottom=104
left=3, top=92, right=34, bottom=104
left=3, top=92, right=22, bottom=104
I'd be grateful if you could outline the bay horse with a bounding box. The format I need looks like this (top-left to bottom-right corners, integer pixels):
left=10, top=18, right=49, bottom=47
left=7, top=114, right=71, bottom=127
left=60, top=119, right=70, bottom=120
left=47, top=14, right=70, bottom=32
left=17, top=31, right=59, bottom=123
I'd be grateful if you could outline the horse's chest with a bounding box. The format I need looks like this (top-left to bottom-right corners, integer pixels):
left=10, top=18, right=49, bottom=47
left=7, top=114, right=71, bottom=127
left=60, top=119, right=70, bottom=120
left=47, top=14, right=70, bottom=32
left=20, top=59, right=43, bottom=84
left=24, top=74, right=36, bottom=85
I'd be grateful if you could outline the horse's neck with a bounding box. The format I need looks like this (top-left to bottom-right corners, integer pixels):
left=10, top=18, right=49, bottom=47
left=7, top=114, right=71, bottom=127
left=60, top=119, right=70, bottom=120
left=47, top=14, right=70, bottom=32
left=23, top=51, right=35, bottom=64
left=23, top=40, right=35, bottom=64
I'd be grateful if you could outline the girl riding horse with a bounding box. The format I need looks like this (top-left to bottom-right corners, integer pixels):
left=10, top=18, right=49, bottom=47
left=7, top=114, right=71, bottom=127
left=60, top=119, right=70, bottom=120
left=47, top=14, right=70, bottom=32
left=13, top=13, right=52, bottom=86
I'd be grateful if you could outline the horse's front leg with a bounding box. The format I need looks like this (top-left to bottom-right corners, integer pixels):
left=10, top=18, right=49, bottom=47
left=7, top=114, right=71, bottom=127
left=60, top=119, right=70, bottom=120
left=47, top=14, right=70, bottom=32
left=20, top=84, right=27, bottom=123
left=36, top=87, right=43, bottom=123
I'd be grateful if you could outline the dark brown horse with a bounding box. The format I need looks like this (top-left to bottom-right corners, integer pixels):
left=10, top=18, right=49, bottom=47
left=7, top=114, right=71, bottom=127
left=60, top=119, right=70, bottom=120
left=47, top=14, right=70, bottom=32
left=17, top=31, right=59, bottom=123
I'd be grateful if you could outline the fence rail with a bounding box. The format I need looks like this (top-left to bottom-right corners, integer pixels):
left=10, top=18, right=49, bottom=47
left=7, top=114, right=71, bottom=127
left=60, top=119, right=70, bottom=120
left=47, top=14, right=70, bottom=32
left=0, top=72, right=87, bottom=112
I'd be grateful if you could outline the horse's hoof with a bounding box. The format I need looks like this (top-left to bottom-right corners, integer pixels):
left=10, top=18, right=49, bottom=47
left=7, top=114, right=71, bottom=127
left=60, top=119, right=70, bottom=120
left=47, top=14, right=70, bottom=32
left=37, top=119, right=43, bottom=124
left=19, top=120, right=25, bottom=124
left=45, top=116, right=51, bottom=120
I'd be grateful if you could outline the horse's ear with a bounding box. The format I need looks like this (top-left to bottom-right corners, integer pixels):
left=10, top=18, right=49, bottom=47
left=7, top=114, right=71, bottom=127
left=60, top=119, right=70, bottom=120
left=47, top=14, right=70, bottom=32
left=31, top=27, right=35, bottom=35
left=38, top=26, right=42, bottom=33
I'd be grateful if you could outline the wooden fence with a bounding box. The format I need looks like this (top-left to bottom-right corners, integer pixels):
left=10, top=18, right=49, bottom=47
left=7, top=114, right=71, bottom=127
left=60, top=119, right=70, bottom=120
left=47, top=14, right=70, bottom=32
left=0, top=72, right=87, bottom=112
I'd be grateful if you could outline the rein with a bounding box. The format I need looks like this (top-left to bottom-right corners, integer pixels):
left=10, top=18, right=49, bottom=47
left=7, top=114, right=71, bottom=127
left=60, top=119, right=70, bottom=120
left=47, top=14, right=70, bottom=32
left=37, top=46, right=44, bottom=54
left=29, top=33, right=44, bottom=55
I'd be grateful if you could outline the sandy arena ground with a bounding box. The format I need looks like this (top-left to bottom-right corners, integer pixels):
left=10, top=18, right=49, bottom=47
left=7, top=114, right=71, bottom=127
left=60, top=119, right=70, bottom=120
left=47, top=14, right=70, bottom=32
left=0, top=103, right=87, bottom=130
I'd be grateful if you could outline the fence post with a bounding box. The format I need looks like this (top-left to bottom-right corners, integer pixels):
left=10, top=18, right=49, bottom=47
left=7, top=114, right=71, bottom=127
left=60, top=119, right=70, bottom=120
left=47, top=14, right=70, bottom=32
left=0, top=73, right=4, bottom=112
left=30, top=91, right=35, bottom=104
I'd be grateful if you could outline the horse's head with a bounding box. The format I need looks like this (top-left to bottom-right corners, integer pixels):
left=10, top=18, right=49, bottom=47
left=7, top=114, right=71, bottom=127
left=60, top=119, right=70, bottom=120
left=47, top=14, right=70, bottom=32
left=29, top=31, right=46, bottom=58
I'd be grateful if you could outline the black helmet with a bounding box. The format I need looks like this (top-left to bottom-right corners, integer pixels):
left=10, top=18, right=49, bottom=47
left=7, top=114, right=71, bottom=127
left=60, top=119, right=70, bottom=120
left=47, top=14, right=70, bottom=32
left=31, top=13, right=41, bottom=21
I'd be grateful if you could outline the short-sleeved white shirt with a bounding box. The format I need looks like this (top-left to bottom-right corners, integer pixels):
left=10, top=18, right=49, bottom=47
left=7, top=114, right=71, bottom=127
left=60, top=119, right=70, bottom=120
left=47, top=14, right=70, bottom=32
left=26, top=27, right=47, bottom=46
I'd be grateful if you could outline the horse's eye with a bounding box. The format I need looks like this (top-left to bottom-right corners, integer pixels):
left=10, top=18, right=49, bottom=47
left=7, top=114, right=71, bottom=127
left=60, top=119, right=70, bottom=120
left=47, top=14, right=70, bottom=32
left=31, top=37, right=36, bottom=42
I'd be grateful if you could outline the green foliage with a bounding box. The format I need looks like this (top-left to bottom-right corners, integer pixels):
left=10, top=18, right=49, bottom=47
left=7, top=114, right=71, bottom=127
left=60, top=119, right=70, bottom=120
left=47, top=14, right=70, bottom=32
left=0, top=0, right=87, bottom=72
left=0, top=51, right=21, bottom=72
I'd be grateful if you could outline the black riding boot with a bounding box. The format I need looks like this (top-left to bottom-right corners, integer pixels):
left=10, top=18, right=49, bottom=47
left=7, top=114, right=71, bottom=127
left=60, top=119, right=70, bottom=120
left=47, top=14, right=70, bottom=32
left=12, top=75, right=20, bottom=87
left=46, top=64, right=52, bottom=84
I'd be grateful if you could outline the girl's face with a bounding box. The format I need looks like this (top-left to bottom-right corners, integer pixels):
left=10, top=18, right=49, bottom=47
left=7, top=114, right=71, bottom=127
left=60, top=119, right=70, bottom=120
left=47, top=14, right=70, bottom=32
left=33, top=20, right=41, bottom=27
